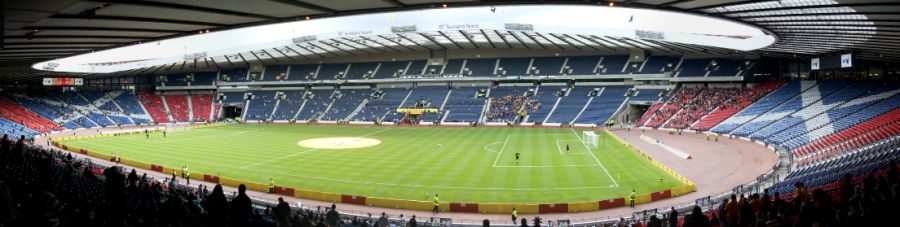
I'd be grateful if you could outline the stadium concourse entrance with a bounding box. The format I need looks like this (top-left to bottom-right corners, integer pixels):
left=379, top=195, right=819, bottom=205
left=222, top=105, right=243, bottom=119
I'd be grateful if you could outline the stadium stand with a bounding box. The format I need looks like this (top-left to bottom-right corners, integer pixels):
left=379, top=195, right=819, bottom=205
left=525, top=85, right=563, bottom=123
left=711, top=81, right=810, bottom=134
left=690, top=81, right=784, bottom=131
left=0, top=97, right=61, bottom=132
left=545, top=87, right=593, bottom=124
left=320, top=89, right=368, bottom=121
left=191, top=94, right=214, bottom=122
left=402, top=86, right=449, bottom=122
left=295, top=89, right=334, bottom=121
left=164, top=95, right=191, bottom=122
left=138, top=92, right=170, bottom=123
left=243, top=91, right=278, bottom=122
left=576, top=86, right=629, bottom=124
left=496, top=58, right=530, bottom=76
left=565, top=56, right=601, bottom=75
left=638, top=56, right=678, bottom=74
left=353, top=88, right=408, bottom=122
left=270, top=90, right=305, bottom=121
left=462, top=58, right=496, bottom=77
left=485, top=86, right=533, bottom=122
left=442, top=87, right=485, bottom=122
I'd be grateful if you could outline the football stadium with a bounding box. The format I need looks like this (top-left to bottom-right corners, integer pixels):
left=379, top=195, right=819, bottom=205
left=1, top=0, right=898, bottom=226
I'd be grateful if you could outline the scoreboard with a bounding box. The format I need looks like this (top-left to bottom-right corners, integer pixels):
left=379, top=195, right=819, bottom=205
left=42, top=77, right=83, bottom=86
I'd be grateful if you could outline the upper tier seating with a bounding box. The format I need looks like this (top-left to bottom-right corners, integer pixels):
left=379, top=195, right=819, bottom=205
left=346, top=62, right=379, bottom=79
left=496, top=58, right=530, bottom=76
left=192, top=72, right=217, bottom=85
left=637, top=56, right=678, bottom=74
left=565, top=56, right=601, bottom=75
left=373, top=61, right=408, bottom=79
left=463, top=59, right=496, bottom=76
left=287, top=64, right=319, bottom=80
left=220, top=68, right=248, bottom=82
left=261, top=65, right=288, bottom=81
left=530, top=57, right=564, bottom=75
left=708, top=59, right=746, bottom=77
left=597, top=55, right=628, bottom=75
left=676, top=59, right=711, bottom=77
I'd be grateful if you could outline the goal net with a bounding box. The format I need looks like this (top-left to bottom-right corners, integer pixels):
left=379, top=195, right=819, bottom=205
left=582, top=131, right=599, bottom=149
left=165, top=124, right=193, bottom=134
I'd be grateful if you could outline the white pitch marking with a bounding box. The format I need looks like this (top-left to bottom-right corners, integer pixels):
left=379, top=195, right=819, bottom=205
left=571, top=128, right=619, bottom=187
left=490, top=135, right=511, bottom=167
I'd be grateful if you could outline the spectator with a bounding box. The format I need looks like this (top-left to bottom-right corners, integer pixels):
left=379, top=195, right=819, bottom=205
left=326, top=204, right=339, bottom=227
left=682, top=206, right=711, bottom=227
left=229, top=184, right=252, bottom=226
left=667, top=206, right=678, bottom=227
left=203, top=184, right=228, bottom=227
left=274, top=197, right=291, bottom=227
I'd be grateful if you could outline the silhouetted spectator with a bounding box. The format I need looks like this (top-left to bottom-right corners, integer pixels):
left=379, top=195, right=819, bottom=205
left=682, top=206, right=711, bottom=227
left=203, top=184, right=228, bottom=227
left=229, top=184, right=252, bottom=226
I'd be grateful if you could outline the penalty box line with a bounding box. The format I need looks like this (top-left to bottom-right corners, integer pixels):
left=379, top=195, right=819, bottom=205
left=572, top=128, right=619, bottom=188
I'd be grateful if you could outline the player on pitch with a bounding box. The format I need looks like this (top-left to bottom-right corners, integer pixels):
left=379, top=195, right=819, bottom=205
left=515, top=152, right=520, bottom=164
left=566, top=144, right=570, bottom=155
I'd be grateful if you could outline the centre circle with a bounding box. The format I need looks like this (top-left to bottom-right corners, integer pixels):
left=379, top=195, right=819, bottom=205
left=297, top=137, right=381, bottom=149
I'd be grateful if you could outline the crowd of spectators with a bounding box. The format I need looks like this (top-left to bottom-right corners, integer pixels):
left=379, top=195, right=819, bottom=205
left=645, top=86, right=776, bottom=129
left=486, top=94, right=541, bottom=122
left=0, top=134, right=450, bottom=227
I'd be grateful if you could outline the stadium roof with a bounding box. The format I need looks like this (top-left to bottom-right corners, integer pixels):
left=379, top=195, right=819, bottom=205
left=3, top=0, right=900, bottom=81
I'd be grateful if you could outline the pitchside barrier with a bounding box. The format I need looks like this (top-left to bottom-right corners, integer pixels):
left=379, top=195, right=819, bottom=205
left=50, top=124, right=695, bottom=214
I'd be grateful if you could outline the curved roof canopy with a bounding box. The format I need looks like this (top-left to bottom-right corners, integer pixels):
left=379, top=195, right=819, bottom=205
left=3, top=0, right=900, bottom=81
left=32, top=5, right=774, bottom=73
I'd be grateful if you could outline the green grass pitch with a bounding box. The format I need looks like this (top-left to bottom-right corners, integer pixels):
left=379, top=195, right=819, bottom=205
left=61, top=124, right=682, bottom=204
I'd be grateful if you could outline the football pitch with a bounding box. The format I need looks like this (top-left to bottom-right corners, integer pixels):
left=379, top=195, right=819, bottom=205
left=60, top=124, right=682, bottom=204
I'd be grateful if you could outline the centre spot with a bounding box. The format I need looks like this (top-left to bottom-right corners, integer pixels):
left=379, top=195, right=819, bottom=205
left=297, top=137, right=381, bottom=149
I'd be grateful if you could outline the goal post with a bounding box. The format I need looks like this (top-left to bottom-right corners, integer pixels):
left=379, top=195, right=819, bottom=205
left=582, top=130, right=599, bottom=150
left=165, top=124, right=193, bottom=133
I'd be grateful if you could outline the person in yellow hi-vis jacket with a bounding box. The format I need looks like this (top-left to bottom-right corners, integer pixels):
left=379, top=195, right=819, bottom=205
left=629, top=190, right=636, bottom=208
left=268, top=178, right=275, bottom=193
left=511, top=208, right=518, bottom=225
left=432, top=194, right=440, bottom=213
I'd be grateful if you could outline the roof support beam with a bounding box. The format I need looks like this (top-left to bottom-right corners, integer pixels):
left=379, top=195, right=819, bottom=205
left=48, top=14, right=227, bottom=27
left=86, top=0, right=278, bottom=19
